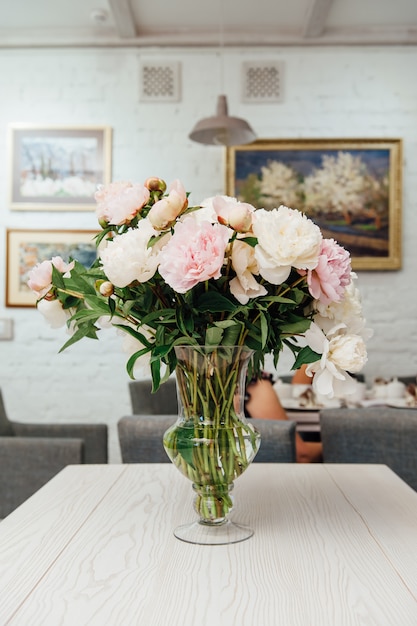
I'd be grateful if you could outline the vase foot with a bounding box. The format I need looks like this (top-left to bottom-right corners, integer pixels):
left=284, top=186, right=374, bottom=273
left=173, top=519, right=254, bottom=545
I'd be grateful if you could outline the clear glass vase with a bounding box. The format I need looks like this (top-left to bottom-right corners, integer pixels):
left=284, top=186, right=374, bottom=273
left=163, top=345, right=261, bottom=545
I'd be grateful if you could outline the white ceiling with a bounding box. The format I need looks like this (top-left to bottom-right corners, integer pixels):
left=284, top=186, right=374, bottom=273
left=1, top=0, right=417, bottom=48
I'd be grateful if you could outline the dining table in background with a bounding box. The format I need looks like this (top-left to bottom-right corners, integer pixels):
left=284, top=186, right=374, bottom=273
left=285, top=407, right=321, bottom=433
left=283, top=399, right=417, bottom=435
left=1, top=463, right=417, bottom=625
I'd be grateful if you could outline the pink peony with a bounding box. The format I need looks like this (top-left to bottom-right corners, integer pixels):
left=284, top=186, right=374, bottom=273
left=95, top=181, right=150, bottom=226
left=158, top=217, right=230, bottom=293
left=27, top=256, right=75, bottom=298
left=307, top=239, right=352, bottom=305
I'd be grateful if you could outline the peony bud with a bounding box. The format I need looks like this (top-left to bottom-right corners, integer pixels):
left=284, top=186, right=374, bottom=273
left=144, top=177, right=167, bottom=193
left=96, top=280, right=114, bottom=297
left=147, top=189, right=187, bottom=230
left=227, top=205, right=253, bottom=233
left=212, top=196, right=255, bottom=233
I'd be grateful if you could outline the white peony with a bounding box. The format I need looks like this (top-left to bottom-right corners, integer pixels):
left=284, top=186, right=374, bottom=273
left=99, top=219, right=160, bottom=287
left=313, top=273, right=373, bottom=340
left=328, top=333, right=368, bottom=373
left=305, top=322, right=367, bottom=398
left=253, top=206, right=322, bottom=284
left=37, top=298, right=71, bottom=329
left=229, top=240, right=267, bottom=304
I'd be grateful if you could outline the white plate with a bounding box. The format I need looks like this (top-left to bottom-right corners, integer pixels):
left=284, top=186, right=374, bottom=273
left=281, top=398, right=341, bottom=411
left=386, top=399, right=417, bottom=409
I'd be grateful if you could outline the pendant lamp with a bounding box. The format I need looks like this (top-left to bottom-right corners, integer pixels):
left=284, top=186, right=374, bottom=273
left=189, top=94, right=256, bottom=146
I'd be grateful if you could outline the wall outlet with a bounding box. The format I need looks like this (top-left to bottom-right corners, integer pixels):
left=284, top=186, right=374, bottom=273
left=0, top=319, right=13, bottom=340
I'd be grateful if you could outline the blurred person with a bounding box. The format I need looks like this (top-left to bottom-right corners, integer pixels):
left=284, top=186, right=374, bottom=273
left=245, top=372, right=322, bottom=463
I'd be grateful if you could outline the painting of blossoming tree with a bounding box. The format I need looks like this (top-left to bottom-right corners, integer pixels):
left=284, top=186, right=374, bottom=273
left=226, top=139, right=402, bottom=270
left=9, top=125, right=112, bottom=210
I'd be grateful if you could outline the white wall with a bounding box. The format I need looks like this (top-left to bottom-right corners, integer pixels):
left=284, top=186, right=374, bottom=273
left=0, top=46, right=416, bottom=462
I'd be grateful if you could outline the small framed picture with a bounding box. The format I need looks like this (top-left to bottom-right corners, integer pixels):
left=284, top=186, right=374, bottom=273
left=226, top=138, right=402, bottom=270
left=6, top=229, right=98, bottom=307
left=9, top=125, right=112, bottom=210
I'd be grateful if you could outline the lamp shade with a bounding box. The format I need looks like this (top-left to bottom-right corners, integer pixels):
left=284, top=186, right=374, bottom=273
left=189, top=95, right=256, bottom=146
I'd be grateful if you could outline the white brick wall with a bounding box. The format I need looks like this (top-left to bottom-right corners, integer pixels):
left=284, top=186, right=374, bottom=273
left=0, top=46, right=416, bottom=462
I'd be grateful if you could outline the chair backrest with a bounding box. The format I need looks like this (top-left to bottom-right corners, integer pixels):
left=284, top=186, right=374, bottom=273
left=252, top=419, right=297, bottom=463
left=128, top=379, right=178, bottom=415
left=118, top=415, right=175, bottom=463
left=320, top=407, right=417, bottom=491
left=0, top=389, right=14, bottom=436
left=397, top=376, right=417, bottom=385
left=0, top=437, right=83, bottom=518
left=118, top=415, right=296, bottom=464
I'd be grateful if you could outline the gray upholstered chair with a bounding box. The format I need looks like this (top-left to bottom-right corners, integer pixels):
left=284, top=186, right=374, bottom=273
left=128, top=378, right=178, bottom=414
left=118, top=415, right=296, bottom=463
left=320, top=407, right=417, bottom=491
left=118, top=415, right=175, bottom=463
left=0, top=388, right=108, bottom=518
left=251, top=419, right=296, bottom=462
left=397, top=375, right=417, bottom=385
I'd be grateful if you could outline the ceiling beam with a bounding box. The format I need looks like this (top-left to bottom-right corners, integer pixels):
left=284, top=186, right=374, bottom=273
left=302, top=0, right=334, bottom=38
left=1, top=27, right=417, bottom=48
left=108, top=0, right=137, bottom=39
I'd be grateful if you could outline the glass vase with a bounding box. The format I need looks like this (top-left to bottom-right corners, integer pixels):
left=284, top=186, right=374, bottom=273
left=163, top=345, right=261, bottom=545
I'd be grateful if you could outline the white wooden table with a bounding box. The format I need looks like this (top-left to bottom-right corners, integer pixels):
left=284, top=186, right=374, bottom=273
left=1, top=463, right=417, bottom=626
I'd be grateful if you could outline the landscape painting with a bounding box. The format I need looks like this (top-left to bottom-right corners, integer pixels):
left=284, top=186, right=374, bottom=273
left=226, top=139, right=402, bottom=270
left=6, top=229, right=98, bottom=307
left=9, top=125, right=112, bottom=210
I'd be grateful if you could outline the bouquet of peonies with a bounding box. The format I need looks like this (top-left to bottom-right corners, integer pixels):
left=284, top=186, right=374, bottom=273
left=28, top=176, right=370, bottom=397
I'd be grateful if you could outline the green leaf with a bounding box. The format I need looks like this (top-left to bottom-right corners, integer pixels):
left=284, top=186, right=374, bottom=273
left=51, top=265, right=66, bottom=289
left=83, top=295, right=113, bottom=313
left=216, top=321, right=243, bottom=346
left=95, top=229, right=113, bottom=247
left=126, top=346, right=151, bottom=379
left=114, top=324, right=153, bottom=348
left=150, top=359, right=161, bottom=391
left=292, top=346, right=321, bottom=371
left=239, top=236, right=258, bottom=248
left=260, top=311, right=268, bottom=349
left=140, top=308, right=177, bottom=326
left=205, top=326, right=224, bottom=346
left=69, top=309, right=102, bottom=323
left=261, top=294, right=297, bottom=305
left=58, top=324, right=99, bottom=352
left=176, top=306, right=194, bottom=335
left=280, top=318, right=312, bottom=334
left=173, top=425, right=196, bottom=469
left=196, top=292, right=236, bottom=313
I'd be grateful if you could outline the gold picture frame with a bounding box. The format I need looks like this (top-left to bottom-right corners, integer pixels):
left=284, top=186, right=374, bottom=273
left=226, top=138, right=402, bottom=270
left=9, top=125, right=112, bottom=211
left=6, top=229, right=98, bottom=307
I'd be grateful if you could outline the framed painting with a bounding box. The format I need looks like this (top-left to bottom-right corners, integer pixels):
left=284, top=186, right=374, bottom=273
left=9, top=125, right=112, bottom=210
left=226, top=138, right=402, bottom=270
left=6, top=229, right=98, bottom=307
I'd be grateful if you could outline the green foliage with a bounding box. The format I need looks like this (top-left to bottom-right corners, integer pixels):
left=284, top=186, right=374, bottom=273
left=49, top=250, right=316, bottom=388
